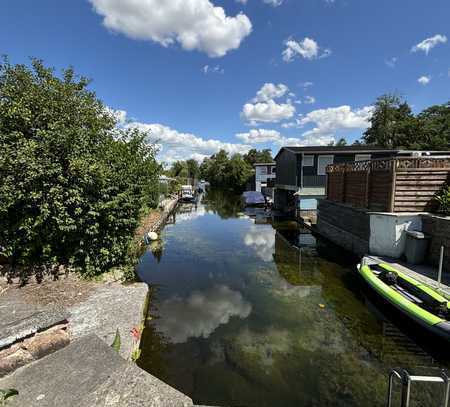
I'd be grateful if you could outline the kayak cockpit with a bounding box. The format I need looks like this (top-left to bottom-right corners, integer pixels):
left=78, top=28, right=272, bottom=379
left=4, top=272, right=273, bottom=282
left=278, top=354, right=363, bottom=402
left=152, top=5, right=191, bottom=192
left=368, top=263, right=450, bottom=321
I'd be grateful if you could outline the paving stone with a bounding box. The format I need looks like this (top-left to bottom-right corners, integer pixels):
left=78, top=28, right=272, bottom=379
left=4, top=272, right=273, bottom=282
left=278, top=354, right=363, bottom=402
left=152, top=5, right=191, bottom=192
left=0, top=334, right=194, bottom=407
left=0, top=289, right=69, bottom=349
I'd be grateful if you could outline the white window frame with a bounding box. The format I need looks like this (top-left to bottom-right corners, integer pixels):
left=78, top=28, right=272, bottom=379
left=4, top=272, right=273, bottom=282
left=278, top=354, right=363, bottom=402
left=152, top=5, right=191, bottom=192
left=317, top=155, right=334, bottom=175
left=302, top=155, right=314, bottom=167
left=355, top=154, right=371, bottom=162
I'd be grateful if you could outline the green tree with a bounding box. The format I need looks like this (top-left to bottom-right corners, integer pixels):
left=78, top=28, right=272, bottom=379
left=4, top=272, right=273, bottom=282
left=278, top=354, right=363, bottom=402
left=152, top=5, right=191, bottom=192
left=200, top=150, right=252, bottom=192
left=363, top=94, right=417, bottom=148
left=243, top=149, right=273, bottom=166
left=415, top=102, right=450, bottom=150
left=0, top=58, right=160, bottom=281
left=186, top=159, right=200, bottom=180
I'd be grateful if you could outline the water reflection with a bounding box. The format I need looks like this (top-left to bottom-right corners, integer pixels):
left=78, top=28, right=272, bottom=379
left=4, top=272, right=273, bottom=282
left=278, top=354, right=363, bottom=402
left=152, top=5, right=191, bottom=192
left=243, top=225, right=275, bottom=262
left=137, top=191, right=449, bottom=407
left=155, top=285, right=252, bottom=344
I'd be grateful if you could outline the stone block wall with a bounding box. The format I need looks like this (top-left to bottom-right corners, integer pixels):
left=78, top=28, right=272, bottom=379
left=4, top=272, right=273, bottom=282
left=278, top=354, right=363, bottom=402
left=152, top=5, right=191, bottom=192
left=422, top=214, right=450, bottom=272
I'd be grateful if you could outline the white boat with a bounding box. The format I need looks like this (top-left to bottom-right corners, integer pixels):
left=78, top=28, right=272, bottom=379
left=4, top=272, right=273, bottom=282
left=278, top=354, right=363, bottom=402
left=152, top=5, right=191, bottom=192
left=180, top=185, right=195, bottom=202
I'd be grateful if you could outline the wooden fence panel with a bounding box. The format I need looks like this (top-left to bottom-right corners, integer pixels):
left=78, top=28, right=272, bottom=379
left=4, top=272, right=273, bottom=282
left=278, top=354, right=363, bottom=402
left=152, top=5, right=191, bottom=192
left=344, top=171, right=368, bottom=208
left=369, top=170, right=392, bottom=212
left=326, top=157, right=450, bottom=213
left=327, top=172, right=345, bottom=203
left=394, top=169, right=449, bottom=212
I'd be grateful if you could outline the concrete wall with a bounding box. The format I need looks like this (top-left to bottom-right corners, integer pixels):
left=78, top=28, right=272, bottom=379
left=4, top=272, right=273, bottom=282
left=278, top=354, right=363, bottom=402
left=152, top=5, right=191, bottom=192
left=422, top=214, right=450, bottom=272
left=317, top=199, right=425, bottom=259
left=369, top=213, right=422, bottom=258
left=317, top=200, right=370, bottom=255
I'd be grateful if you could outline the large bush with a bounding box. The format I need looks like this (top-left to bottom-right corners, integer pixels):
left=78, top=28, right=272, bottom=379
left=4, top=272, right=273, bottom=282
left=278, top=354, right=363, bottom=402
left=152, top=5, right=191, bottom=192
left=0, top=58, right=160, bottom=280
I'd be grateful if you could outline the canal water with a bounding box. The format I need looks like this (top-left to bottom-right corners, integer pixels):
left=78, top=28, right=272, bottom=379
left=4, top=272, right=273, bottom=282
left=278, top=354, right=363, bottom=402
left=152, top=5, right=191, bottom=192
left=137, top=191, right=448, bottom=407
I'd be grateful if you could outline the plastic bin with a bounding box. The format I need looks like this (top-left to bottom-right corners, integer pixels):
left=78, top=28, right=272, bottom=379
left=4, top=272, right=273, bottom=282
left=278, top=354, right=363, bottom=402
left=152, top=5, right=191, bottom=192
left=404, top=230, right=431, bottom=265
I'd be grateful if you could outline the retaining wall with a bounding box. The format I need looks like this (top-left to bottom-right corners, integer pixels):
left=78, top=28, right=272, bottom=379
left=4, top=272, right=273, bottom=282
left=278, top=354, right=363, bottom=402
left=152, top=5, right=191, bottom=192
left=422, top=214, right=450, bottom=272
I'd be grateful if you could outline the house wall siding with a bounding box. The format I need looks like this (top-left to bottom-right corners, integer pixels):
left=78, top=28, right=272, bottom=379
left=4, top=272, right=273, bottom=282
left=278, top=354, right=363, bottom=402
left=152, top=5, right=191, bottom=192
left=275, top=149, right=297, bottom=187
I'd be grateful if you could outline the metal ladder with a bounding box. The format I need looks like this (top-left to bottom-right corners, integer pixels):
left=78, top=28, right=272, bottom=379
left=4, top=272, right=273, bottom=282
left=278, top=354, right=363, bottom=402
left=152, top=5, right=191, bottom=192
left=387, top=369, right=450, bottom=407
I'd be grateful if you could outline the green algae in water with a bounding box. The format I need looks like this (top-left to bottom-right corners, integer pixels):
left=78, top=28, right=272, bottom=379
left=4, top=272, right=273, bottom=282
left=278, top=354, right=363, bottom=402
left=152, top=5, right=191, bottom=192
left=137, top=194, right=448, bottom=407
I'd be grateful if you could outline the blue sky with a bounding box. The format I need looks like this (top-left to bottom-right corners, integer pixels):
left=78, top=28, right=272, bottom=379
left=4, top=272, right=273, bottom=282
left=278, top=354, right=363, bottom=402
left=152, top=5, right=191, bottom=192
left=1, top=0, right=449, bottom=163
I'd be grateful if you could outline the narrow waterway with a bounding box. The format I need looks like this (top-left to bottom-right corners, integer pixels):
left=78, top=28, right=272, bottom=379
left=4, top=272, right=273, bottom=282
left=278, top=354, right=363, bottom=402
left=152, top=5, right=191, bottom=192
left=137, top=191, right=448, bottom=407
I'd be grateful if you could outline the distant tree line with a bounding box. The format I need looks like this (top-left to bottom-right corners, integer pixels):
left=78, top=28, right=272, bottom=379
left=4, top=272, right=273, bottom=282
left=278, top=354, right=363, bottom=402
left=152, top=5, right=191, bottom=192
left=0, top=58, right=161, bottom=281
left=166, top=149, right=273, bottom=192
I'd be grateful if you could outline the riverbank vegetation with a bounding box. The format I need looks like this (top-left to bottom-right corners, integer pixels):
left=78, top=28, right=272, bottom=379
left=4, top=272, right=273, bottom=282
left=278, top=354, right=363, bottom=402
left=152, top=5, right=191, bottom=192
left=0, top=58, right=161, bottom=282
left=164, top=149, right=272, bottom=193
left=199, top=149, right=272, bottom=192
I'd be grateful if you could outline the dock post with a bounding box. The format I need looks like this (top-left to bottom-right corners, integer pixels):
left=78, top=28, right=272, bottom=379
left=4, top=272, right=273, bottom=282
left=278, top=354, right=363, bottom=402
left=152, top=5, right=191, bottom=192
left=438, top=246, right=444, bottom=288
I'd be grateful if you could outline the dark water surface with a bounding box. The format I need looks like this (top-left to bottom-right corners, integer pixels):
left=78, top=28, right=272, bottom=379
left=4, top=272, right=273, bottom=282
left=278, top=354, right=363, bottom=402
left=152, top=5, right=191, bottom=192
left=137, top=191, right=448, bottom=407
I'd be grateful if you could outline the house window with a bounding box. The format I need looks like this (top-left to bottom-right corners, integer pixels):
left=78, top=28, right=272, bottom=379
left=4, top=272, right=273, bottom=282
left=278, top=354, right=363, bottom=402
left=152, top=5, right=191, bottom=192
left=355, top=154, right=371, bottom=161
left=317, top=155, right=334, bottom=175
left=303, top=155, right=314, bottom=166
left=271, top=167, right=276, bottom=174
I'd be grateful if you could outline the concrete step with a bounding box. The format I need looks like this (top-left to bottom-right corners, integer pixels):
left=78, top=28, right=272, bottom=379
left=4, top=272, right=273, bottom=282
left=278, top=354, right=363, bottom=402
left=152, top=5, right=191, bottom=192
left=0, top=334, right=194, bottom=407
left=0, top=289, right=69, bottom=349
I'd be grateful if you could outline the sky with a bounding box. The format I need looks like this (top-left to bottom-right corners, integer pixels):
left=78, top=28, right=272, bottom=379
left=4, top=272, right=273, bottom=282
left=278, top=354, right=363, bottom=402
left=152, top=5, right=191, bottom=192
left=1, top=0, right=449, bottom=164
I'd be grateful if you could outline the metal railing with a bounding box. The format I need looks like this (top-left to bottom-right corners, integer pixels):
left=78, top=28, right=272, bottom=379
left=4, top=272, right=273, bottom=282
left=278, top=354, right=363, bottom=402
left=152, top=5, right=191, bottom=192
left=387, top=368, right=450, bottom=407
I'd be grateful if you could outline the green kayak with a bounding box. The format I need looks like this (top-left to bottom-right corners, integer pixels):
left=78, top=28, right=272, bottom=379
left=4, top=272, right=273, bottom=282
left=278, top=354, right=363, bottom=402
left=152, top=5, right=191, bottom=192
left=358, top=262, right=450, bottom=341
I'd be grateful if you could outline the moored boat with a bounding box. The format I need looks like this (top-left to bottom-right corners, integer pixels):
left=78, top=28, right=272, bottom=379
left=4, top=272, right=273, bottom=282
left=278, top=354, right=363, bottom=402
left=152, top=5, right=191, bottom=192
left=180, top=185, right=196, bottom=202
left=357, top=262, right=450, bottom=341
left=241, top=191, right=267, bottom=207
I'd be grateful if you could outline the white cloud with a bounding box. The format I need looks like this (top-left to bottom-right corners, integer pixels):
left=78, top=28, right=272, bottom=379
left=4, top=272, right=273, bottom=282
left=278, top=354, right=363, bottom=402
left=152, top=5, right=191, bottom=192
left=412, top=34, right=447, bottom=55
left=418, top=75, right=431, bottom=85
left=253, top=83, right=289, bottom=102
left=304, top=95, right=316, bottom=104
left=236, top=129, right=282, bottom=144
left=89, top=0, right=252, bottom=58
left=299, top=105, right=373, bottom=140
left=282, top=37, right=331, bottom=62
left=202, top=64, right=224, bottom=74
left=123, top=114, right=250, bottom=163
left=385, top=57, right=398, bottom=68
left=263, top=0, right=283, bottom=6
left=299, top=81, right=314, bottom=89
left=156, top=285, right=252, bottom=343
left=236, top=0, right=283, bottom=5
left=241, top=100, right=296, bottom=124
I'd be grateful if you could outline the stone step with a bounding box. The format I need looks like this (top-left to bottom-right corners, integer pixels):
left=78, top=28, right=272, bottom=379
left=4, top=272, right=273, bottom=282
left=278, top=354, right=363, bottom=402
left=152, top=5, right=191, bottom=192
left=0, top=290, right=69, bottom=349
left=0, top=334, right=194, bottom=407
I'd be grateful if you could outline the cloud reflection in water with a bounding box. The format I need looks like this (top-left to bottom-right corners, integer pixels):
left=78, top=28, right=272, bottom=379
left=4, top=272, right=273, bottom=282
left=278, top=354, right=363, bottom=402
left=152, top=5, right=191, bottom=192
left=244, top=226, right=275, bottom=262
left=156, top=285, right=252, bottom=344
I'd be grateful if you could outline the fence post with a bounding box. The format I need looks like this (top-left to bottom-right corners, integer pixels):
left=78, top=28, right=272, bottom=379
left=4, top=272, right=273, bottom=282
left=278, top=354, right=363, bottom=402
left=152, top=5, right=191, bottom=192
left=365, top=164, right=371, bottom=209
left=389, top=159, right=397, bottom=212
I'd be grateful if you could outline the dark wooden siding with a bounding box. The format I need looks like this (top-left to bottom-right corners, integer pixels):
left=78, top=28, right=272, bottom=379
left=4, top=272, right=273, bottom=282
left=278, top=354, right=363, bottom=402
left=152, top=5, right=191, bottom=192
left=275, top=149, right=298, bottom=187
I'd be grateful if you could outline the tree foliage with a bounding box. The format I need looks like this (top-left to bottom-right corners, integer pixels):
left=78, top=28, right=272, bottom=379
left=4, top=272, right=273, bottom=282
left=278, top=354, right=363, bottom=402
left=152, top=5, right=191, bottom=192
left=363, top=94, right=449, bottom=149
left=0, top=58, right=160, bottom=281
left=200, top=150, right=253, bottom=192
left=243, top=148, right=273, bottom=166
